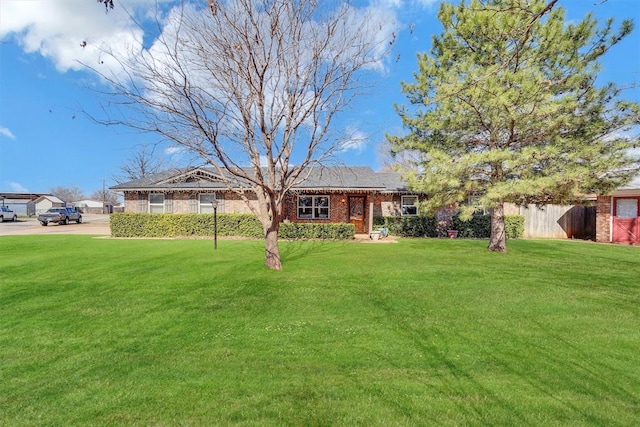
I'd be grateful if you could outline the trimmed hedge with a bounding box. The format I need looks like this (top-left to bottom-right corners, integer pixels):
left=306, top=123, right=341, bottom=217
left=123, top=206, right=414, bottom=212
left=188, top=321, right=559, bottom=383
left=110, top=213, right=262, bottom=238
left=504, top=215, right=525, bottom=240
left=110, top=212, right=523, bottom=240
left=374, top=214, right=524, bottom=239
left=279, top=222, right=355, bottom=240
left=110, top=213, right=354, bottom=240
left=373, top=216, right=438, bottom=238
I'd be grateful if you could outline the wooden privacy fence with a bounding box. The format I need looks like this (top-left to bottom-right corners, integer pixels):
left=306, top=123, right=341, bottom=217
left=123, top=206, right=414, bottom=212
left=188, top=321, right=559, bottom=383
left=518, top=204, right=596, bottom=240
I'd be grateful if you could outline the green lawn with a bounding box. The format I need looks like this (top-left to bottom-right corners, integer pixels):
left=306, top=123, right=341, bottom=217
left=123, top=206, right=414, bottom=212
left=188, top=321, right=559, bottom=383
left=1, top=236, right=639, bottom=426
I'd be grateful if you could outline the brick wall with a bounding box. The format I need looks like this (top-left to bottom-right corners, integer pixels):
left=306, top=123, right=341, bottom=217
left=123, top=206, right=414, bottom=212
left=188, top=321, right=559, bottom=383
left=122, top=190, right=411, bottom=230
left=595, top=195, right=611, bottom=243
left=282, top=193, right=349, bottom=223
left=371, top=194, right=400, bottom=217
left=223, top=192, right=258, bottom=214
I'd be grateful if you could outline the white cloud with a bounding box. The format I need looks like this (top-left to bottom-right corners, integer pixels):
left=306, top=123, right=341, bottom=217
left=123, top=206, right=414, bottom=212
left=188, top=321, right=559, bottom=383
left=9, top=182, right=29, bottom=192
left=2, top=0, right=400, bottom=80
left=165, top=145, right=185, bottom=155
left=0, top=0, right=160, bottom=73
left=416, top=0, right=440, bottom=7
left=0, top=126, right=16, bottom=140
left=341, top=126, right=368, bottom=153
left=371, top=0, right=440, bottom=9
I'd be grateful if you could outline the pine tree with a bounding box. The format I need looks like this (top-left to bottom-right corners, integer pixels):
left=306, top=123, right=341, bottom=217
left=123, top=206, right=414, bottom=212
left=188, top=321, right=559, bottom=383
left=389, top=0, right=639, bottom=252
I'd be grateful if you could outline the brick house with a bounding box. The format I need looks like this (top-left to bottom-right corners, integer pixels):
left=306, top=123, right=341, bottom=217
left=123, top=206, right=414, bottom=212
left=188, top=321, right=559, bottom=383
left=595, top=175, right=640, bottom=244
left=110, top=166, right=424, bottom=234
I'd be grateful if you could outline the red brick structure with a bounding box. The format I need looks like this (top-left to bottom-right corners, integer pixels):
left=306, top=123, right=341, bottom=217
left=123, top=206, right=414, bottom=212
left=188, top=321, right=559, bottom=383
left=113, top=166, right=423, bottom=234
left=595, top=196, right=612, bottom=243
left=594, top=175, right=640, bottom=244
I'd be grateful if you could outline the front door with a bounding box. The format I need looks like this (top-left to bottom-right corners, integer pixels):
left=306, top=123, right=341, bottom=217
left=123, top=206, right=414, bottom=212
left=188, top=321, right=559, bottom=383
left=349, top=196, right=366, bottom=233
left=613, top=197, right=640, bottom=243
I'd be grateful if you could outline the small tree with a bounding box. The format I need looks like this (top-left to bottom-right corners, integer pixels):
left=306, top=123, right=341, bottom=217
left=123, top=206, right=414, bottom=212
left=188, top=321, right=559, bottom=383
left=50, top=186, right=85, bottom=204
left=90, top=188, right=119, bottom=206
left=389, top=0, right=639, bottom=252
left=113, top=144, right=167, bottom=184
left=91, top=0, right=395, bottom=269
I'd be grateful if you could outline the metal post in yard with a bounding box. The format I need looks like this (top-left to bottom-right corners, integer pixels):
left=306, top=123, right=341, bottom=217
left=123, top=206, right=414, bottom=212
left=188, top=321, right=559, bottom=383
left=212, top=199, right=218, bottom=250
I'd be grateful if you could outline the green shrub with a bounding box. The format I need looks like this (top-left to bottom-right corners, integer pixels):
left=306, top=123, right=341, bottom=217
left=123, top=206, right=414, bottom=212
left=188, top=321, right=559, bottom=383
left=374, top=214, right=524, bottom=239
left=110, top=213, right=263, bottom=238
left=452, top=214, right=491, bottom=238
left=453, top=214, right=524, bottom=239
left=279, top=222, right=355, bottom=240
left=504, top=215, right=525, bottom=239
left=374, top=216, right=438, bottom=237
left=110, top=213, right=354, bottom=240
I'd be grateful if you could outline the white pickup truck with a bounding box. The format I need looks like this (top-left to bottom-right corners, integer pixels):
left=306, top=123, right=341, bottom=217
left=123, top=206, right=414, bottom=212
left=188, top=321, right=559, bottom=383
left=38, top=207, right=83, bottom=226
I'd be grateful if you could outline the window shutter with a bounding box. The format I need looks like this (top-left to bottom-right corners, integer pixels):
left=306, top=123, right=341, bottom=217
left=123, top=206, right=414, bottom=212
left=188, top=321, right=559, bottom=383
left=137, top=193, right=146, bottom=213
left=164, top=193, right=174, bottom=214
left=189, top=193, right=198, bottom=213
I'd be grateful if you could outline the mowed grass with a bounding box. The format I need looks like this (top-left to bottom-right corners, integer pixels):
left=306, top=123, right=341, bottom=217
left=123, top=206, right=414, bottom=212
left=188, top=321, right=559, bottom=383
left=1, top=236, right=639, bottom=426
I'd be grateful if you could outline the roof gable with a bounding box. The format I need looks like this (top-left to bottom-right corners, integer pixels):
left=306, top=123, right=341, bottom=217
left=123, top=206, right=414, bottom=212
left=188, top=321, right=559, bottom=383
left=34, top=195, right=64, bottom=204
left=158, top=167, right=221, bottom=185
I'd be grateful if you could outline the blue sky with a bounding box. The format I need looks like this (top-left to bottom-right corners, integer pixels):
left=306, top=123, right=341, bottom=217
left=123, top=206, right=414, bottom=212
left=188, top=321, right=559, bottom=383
left=1, top=0, right=639, bottom=197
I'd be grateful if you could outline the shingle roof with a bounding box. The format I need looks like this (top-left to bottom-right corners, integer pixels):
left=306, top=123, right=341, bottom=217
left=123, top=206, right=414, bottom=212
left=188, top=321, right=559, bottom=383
left=35, top=195, right=65, bottom=204
left=110, top=166, right=410, bottom=193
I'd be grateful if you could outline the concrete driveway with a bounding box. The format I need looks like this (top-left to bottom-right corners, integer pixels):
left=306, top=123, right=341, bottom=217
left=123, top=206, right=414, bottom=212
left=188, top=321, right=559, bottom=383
left=0, top=214, right=111, bottom=236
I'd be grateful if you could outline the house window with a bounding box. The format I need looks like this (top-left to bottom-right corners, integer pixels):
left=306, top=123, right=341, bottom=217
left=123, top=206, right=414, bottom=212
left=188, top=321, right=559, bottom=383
left=401, top=195, right=418, bottom=216
left=199, top=193, right=217, bottom=213
left=298, top=195, right=329, bottom=219
left=616, top=199, right=638, bottom=219
left=149, top=193, right=165, bottom=214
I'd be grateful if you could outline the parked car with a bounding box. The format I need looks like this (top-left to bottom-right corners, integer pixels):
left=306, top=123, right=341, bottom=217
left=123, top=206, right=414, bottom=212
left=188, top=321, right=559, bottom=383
left=37, top=207, right=82, bottom=226
left=0, top=206, right=18, bottom=222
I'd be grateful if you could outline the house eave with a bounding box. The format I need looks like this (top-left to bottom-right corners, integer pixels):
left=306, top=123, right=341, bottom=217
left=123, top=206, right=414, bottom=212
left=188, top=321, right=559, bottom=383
left=612, top=188, right=640, bottom=197
left=112, top=186, right=409, bottom=193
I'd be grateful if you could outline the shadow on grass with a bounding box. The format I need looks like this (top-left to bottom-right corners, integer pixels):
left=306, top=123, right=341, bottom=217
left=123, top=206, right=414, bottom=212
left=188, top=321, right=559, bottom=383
left=487, top=319, right=640, bottom=424
left=279, top=239, right=353, bottom=264
left=359, top=291, right=528, bottom=424
left=355, top=280, right=640, bottom=424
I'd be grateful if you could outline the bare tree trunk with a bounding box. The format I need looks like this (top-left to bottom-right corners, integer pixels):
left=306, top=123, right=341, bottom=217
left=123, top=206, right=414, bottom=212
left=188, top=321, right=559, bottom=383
left=264, top=221, right=282, bottom=271
left=488, top=202, right=507, bottom=252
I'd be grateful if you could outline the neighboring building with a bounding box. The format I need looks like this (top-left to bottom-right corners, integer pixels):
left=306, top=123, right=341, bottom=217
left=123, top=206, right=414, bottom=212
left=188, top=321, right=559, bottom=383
left=34, top=195, right=65, bottom=214
left=110, top=166, right=423, bottom=234
left=0, top=193, right=42, bottom=216
left=596, top=175, right=640, bottom=244
left=73, top=199, right=109, bottom=214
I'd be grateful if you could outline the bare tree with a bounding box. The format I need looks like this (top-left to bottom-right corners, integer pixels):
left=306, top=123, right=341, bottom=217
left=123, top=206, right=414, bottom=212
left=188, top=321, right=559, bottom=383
left=113, top=144, right=167, bottom=184
left=91, top=0, right=395, bottom=270
left=50, top=186, right=85, bottom=204
left=90, top=188, right=120, bottom=205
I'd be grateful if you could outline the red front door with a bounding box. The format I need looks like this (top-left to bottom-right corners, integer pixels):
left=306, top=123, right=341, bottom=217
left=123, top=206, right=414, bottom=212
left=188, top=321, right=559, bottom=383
left=349, top=196, right=366, bottom=233
left=612, top=197, right=640, bottom=243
